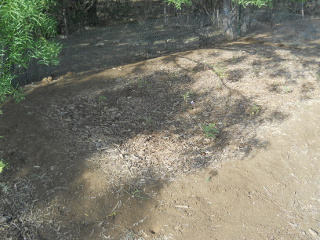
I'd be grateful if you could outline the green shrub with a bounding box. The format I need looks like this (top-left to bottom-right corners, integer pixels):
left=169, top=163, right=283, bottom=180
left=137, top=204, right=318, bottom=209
left=0, top=0, right=61, bottom=108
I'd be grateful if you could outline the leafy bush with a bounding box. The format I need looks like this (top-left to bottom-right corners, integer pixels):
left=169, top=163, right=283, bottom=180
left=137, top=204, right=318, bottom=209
left=0, top=0, right=61, bottom=108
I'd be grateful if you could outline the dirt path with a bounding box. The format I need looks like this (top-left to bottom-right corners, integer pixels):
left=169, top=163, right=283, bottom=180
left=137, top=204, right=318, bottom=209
left=138, top=99, right=320, bottom=240
left=0, top=18, right=319, bottom=239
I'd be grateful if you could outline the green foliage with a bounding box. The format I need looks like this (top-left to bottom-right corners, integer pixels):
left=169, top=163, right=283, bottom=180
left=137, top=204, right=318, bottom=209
left=235, top=0, right=272, bottom=7
left=0, top=159, right=6, bottom=173
left=137, top=79, right=149, bottom=89
left=213, top=63, right=228, bottom=79
left=246, top=104, right=261, bottom=116
left=236, top=0, right=306, bottom=8
left=201, top=123, right=219, bottom=139
left=131, top=188, right=149, bottom=199
left=0, top=182, right=9, bottom=193
left=182, top=91, right=190, bottom=103
left=0, top=0, right=61, bottom=107
left=166, top=0, right=191, bottom=9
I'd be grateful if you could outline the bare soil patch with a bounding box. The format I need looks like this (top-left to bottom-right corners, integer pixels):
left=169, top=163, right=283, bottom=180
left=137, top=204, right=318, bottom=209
left=0, top=18, right=319, bottom=239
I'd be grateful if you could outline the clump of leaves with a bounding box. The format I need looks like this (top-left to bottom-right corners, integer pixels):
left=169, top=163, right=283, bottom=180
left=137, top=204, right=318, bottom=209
left=201, top=123, right=219, bottom=139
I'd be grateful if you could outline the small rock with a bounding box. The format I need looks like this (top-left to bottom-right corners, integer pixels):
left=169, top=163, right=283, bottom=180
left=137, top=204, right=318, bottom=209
left=95, top=42, right=105, bottom=47
left=95, top=142, right=102, bottom=148
left=308, top=229, right=318, bottom=237
left=0, top=216, right=12, bottom=224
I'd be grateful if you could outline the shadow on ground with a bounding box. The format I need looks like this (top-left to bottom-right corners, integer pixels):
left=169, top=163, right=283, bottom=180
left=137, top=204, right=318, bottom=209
left=0, top=18, right=319, bottom=239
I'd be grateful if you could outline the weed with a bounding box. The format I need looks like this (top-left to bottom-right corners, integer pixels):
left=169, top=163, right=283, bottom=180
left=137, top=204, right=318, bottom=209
left=213, top=63, right=228, bottom=79
left=201, top=123, right=219, bottom=139
left=137, top=79, right=149, bottom=89
left=246, top=104, right=261, bottom=116
left=97, top=96, right=107, bottom=108
left=0, top=159, right=6, bottom=173
left=98, top=96, right=107, bottom=102
left=182, top=91, right=190, bottom=103
left=0, top=136, right=4, bottom=139
left=282, top=86, right=293, bottom=93
left=0, top=182, right=9, bottom=193
left=182, top=91, right=195, bottom=104
left=131, top=188, right=149, bottom=200
left=143, top=116, right=152, bottom=124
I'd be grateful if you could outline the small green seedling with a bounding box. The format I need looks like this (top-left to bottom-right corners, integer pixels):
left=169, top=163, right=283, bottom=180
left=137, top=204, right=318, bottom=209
left=0, top=160, right=7, bottom=173
left=213, top=63, right=228, bottom=79
left=247, top=104, right=261, bottom=116
left=282, top=86, right=293, bottom=93
left=182, top=91, right=190, bottom=103
left=0, top=182, right=9, bottom=193
left=97, top=96, right=107, bottom=108
left=137, top=79, right=149, bottom=89
left=201, top=123, right=219, bottom=139
left=143, top=117, right=152, bottom=124
left=131, top=189, right=149, bottom=200
left=98, top=96, right=107, bottom=102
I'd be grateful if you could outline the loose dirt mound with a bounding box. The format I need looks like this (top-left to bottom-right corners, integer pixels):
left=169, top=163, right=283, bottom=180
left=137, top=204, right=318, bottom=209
left=0, top=18, right=319, bottom=239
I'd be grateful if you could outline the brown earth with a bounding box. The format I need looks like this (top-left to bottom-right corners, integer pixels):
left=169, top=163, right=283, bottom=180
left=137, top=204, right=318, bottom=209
left=0, top=18, right=319, bottom=239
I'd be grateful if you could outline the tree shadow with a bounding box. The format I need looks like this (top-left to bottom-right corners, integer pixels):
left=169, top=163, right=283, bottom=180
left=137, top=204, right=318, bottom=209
left=1, top=17, right=319, bottom=239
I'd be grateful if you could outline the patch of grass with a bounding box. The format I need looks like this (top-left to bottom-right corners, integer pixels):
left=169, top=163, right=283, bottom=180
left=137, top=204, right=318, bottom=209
left=201, top=123, right=219, bottom=139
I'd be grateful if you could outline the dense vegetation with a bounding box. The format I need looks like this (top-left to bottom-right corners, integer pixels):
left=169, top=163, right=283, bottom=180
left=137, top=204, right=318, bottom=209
left=0, top=0, right=61, bottom=110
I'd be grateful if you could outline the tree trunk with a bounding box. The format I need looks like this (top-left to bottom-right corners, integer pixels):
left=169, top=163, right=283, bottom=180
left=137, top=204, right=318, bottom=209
left=222, top=0, right=235, bottom=40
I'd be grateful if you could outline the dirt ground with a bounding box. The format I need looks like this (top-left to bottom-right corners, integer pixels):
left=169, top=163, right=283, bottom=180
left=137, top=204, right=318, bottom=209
left=0, top=18, right=319, bottom=239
